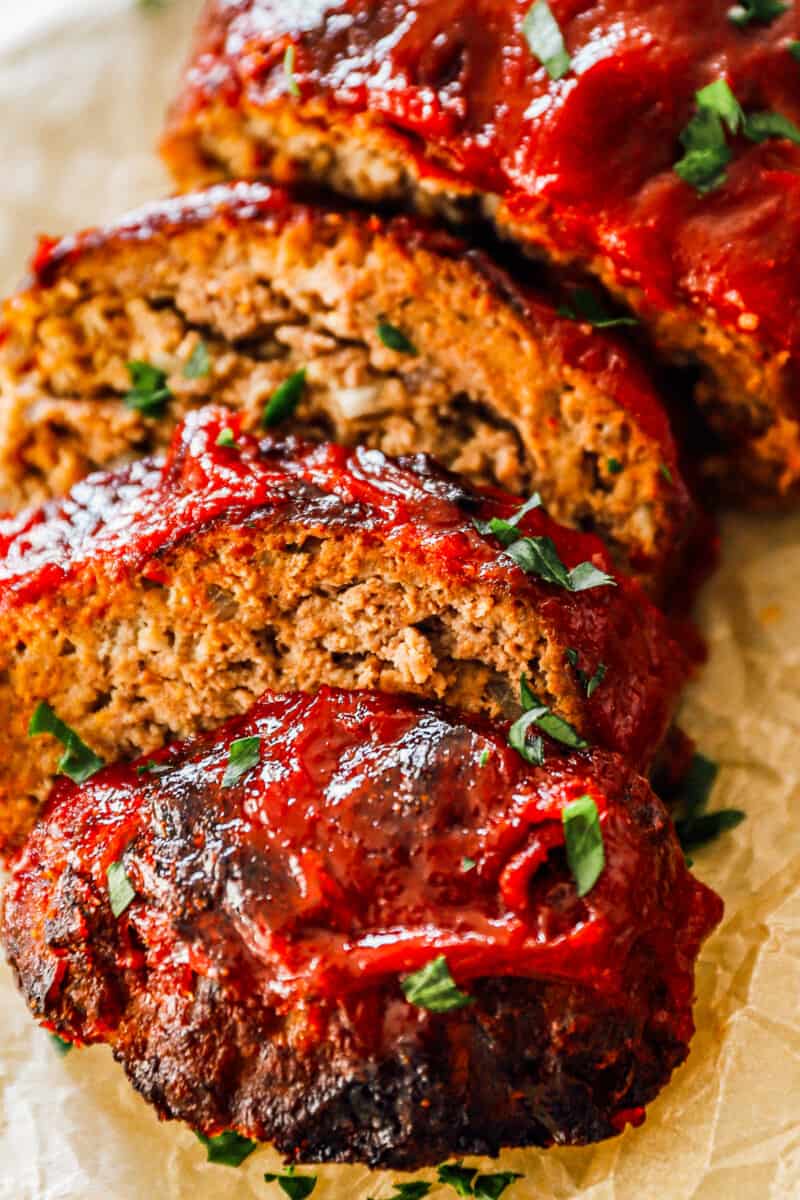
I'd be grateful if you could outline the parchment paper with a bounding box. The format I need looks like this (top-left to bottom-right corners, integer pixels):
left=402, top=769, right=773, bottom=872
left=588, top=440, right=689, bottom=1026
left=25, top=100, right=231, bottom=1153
left=0, top=3, right=798, bottom=1197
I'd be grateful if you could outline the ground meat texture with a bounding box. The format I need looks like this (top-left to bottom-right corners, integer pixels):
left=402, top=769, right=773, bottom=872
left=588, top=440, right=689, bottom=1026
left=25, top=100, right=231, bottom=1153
left=0, top=183, right=696, bottom=596
left=161, top=1, right=800, bottom=502
left=1, top=687, right=724, bottom=1168
left=0, top=406, right=688, bottom=854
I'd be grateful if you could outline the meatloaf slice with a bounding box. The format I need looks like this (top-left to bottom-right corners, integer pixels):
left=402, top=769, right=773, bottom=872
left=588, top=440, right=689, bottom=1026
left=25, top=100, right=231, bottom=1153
left=0, top=406, right=688, bottom=853
left=0, top=182, right=694, bottom=595
left=1, top=686, right=724, bottom=1168
left=162, top=1, right=800, bottom=500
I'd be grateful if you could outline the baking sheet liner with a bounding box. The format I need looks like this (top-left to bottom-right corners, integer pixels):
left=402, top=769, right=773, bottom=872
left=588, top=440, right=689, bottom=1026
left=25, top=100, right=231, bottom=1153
left=0, top=3, right=798, bottom=1197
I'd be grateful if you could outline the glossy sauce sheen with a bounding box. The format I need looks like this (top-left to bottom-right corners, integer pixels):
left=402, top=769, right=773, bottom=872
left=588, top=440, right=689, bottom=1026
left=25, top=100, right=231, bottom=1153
left=24, top=180, right=680, bottom=462
left=182, top=0, right=800, bottom=355
left=0, top=407, right=688, bottom=766
left=4, top=687, right=723, bottom=1025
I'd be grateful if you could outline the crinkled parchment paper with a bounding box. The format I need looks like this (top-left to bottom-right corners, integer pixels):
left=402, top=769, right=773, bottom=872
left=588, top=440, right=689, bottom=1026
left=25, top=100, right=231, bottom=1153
left=1, top=3, right=798, bottom=1197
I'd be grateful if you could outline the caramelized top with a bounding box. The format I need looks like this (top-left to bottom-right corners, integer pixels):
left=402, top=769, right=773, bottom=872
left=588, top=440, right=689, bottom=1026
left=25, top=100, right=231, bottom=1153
left=5, top=687, right=723, bottom=1026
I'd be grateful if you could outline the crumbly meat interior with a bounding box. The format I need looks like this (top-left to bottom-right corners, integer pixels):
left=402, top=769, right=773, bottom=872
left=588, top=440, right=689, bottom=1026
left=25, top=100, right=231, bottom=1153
left=0, top=206, right=674, bottom=582
left=162, top=98, right=797, bottom=498
left=0, top=521, right=578, bottom=852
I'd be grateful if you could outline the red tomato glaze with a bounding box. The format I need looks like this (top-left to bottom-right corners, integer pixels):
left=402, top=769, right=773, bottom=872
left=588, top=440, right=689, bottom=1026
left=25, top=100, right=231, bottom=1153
left=0, top=407, right=689, bottom=767
left=180, top=0, right=800, bottom=354
left=4, top=686, right=723, bottom=1025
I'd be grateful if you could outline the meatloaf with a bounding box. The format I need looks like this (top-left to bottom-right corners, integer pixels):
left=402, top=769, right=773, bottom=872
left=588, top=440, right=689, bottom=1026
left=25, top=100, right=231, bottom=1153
left=162, top=0, right=800, bottom=499
left=1, top=686, right=724, bottom=1168
left=0, top=182, right=694, bottom=595
left=0, top=406, right=688, bottom=853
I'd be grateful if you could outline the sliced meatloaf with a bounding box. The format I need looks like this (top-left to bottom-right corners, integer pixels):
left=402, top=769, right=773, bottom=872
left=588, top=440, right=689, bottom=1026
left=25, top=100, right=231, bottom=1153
left=0, top=182, right=694, bottom=595
left=1, top=686, right=724, bottom=1168
left=0, top=406, right=688, bottom=853
left=162, top=0, right=800, bottom=500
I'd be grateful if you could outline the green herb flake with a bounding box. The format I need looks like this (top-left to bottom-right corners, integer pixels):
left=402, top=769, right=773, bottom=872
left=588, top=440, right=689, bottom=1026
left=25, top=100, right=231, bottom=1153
left=124, top=360, right=173, bottom=416
left=401, top=955, right=474, bottom=1013
left=728, top=0, right=788, bottom=28
left=789, top=40, right=800, bottom=62
left=565, top=650, right=606, bottom=698
left=107, top=859, right=136, bottom=919
left=183, top=340, right=211, bottom=379
left=674, top=753, right=745, bottom=853
left=562, top=794, right=605, bottom=896
left=196, top=1130, right=258, bottom=1168
left=522, top=0, right=571, bottom=81
left=504, top=534, right=615, bottom=592
left=674, top=80, right=742, bottom=193
left=376, top=321, right=418, bottom=355
left=48, top=1032, right=73, bottom=1057
left=474, top=1173, right=524, bottom=1200
left=607, top=457, right=623, bottom=474
left=136, top=760, right=170, bottom=776
left=216, top=428, right=237, bottom=448
left=743, top=109, right=800, bottom=145
left=558, top=288, right=638, bottom=329
left=28, top=702, right=105, bottom=784
left=284, top=44, right=301, bottom=98
left=473, top=493, right=542, bottom=545
left=437, top=1162, right=478, bottom=1196
left=461, top=856, right=477, bottom=872
left=659, top=462, right=674, bottom=484
left=509, top=675, right=588, bottom=763
left=264, top=1167, right=318, bottom=1199
left=222, top=736, right=262, bottom=788
left=478, top=748, right=491, bottom=768
left=263, top=369, right=307, bottom=428
left=384, top=1185, right=433, bottom=1200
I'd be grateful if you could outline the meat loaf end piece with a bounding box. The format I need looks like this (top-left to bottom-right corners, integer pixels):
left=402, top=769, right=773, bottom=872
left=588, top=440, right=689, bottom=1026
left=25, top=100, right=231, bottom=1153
left=0, top=406, right=689, bottom=853
left=0, top=182, right=695, bottom=595
left=162, top=1, right=800, bottom=500
left=1, top=687, right=724, bottom=1168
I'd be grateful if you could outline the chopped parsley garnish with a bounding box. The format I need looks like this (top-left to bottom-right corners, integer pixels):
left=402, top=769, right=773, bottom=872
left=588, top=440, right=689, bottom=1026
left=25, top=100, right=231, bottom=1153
left=124, top=360, right=172, bottom=416
left=473, top=493, right=542, bottom=545
left=474, top=1174, right=523, bottom=1199
left=743, top=109, right=800, bottom=145
left=565, top=648, right=606, bottom=698
left=789, top=40, right=800, bottom=61
left=659, top=462, right=674, bottom=484
left=184, top=340, right=211, bottom=379
left=676, top=78, right=800, bottom=193
left=401, top=955, right=473, bottom=1013
left=264, top=1167, right=317, bottom=1198
left=674, top=80, right=740, bottom=193
left=107, top=859, right=136, bottom=919
left=461, top=856, right=477, bottom=872
left=376, top=321, right=418, bottom=355
left=607, top=457, right=623, bottom=474
left=48, top=1032, right=73, bottom=1057
left=509, top=674, right=589, bottom=763
left=437, top=1163, right=478, bottom=1196
left=674, top=753, right=745, bottom=855
left=216, top=427, right=237, bottom=448
left=478, top=748, right=491, bottom=768
left=284, top=45, right=301, bottom=99
left=476, top=505, right=615, bottom=592
left=562, top=794, right=605, bottom=896
left=558, top=288, right=638, bottom=329
left=28, top=702, right=104, bottom=783
left=196, top=1130, right=258, bottom=1168
left=728, top=0, right=787, bottom=27
left=522, top=0, right=571, bottom=81
left=136, top=760, right=170, bottom=776
left=262, top=369, right=307, bottom=428
left=222, top=736, right=262, bottom=788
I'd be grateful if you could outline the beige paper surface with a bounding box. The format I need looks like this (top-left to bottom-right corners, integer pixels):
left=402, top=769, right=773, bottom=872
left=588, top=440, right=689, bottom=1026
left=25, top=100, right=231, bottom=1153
left=0, top=4, right=798, bottom=1197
